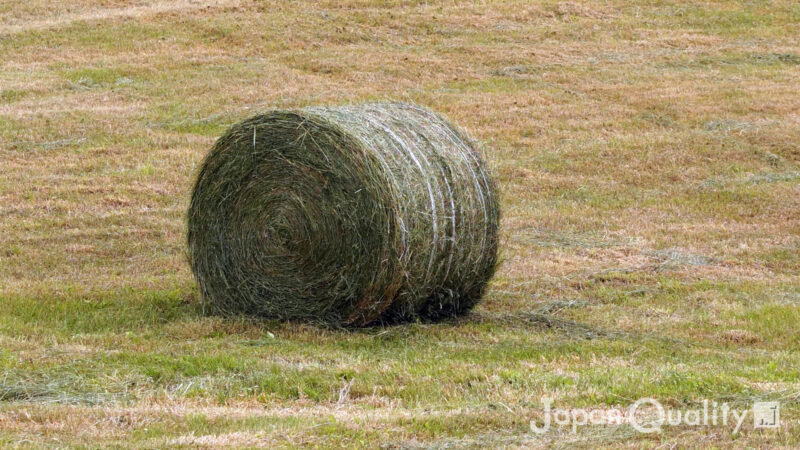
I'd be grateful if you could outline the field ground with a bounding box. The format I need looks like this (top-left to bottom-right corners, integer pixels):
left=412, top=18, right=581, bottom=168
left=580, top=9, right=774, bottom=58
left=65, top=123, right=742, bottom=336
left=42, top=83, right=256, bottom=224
left=1, top=0, right=799, bottom=447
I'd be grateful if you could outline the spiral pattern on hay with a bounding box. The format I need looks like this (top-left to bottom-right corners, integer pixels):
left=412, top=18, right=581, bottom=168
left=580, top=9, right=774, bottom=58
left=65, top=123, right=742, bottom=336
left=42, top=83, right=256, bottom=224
left=188, top=102, right=499, bottom=326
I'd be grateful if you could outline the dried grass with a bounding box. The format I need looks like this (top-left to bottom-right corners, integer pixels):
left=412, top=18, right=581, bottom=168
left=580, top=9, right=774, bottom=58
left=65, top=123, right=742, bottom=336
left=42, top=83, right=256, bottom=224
left=187, top=102, right=499, bottom=326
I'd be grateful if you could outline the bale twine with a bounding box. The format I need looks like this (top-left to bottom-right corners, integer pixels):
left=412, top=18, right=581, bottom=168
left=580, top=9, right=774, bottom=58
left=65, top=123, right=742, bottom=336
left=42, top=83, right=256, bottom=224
left=187, top=102, right=499, bottom=326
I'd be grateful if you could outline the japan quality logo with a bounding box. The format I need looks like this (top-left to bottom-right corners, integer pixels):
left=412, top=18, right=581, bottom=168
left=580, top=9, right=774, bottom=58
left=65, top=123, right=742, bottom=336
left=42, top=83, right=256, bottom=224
left=753, top=402, right=780, bottom=429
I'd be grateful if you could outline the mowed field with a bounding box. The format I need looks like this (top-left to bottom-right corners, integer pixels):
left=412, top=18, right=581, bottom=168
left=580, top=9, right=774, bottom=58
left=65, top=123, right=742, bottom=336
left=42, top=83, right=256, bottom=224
left=1, top=0, right=799, bottom=447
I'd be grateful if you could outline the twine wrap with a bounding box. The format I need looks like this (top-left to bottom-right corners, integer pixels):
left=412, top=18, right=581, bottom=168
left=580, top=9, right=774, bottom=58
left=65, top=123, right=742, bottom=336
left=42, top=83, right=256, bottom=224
left=188, top=102, right=499, bottom=326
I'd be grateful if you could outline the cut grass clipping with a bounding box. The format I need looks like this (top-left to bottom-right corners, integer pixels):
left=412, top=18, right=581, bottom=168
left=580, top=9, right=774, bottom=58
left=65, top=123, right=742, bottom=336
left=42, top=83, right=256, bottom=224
left=188, top=102, right=499, bottom=326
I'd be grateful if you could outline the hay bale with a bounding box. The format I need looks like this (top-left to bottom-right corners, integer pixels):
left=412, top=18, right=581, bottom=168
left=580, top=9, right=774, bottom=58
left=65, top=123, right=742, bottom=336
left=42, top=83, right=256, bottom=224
left=187, top=102, right=499, bottom=326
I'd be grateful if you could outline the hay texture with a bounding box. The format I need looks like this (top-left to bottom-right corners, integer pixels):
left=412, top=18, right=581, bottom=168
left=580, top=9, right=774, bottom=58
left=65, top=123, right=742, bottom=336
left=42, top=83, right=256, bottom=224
left=188, top=102, right=499, bottom=326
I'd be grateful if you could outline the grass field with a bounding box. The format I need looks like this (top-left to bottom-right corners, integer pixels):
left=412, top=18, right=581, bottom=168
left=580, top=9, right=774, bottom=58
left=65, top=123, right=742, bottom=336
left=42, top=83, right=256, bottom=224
left=1, top=0, right=799, bottom=447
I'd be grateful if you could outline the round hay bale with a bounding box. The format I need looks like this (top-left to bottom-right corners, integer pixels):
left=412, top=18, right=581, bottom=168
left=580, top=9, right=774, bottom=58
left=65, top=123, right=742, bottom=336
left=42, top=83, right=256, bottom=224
left=187, top=102, right=499, bottom=326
